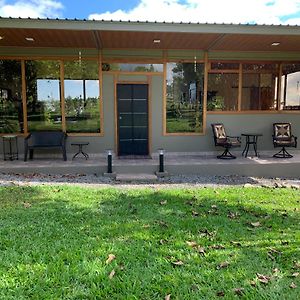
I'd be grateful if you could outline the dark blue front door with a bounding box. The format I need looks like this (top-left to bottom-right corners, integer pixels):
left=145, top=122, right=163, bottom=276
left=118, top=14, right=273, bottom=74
left=117, top=84, right=149, bottom=156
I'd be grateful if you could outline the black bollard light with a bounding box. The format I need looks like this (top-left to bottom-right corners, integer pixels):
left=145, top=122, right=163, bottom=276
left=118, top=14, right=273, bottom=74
left=158, top=149, right=165, bottom=173
left=106, top=149, right=113, bottom=173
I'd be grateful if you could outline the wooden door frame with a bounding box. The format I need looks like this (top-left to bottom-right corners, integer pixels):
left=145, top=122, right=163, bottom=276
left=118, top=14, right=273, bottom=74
left=114, top=78, right=151, bottom=156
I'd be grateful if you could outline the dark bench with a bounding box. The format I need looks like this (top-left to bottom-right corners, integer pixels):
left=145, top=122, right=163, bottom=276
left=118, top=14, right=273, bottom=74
left=24, top=131, right=67, bottom=161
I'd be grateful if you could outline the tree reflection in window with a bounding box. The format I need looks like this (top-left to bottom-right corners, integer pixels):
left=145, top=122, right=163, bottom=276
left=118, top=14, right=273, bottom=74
left=166, top=62, right=204, bottom=133
left=0, top=60, right=23, bottom=133
left=64, top=60, right=100, bottom=133
left=25, top=60, right=61, bottom=131
left=281, top=64, right=300, bottom=110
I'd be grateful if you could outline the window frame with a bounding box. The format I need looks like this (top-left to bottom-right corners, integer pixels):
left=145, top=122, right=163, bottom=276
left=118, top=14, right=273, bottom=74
left=163, top=60, right=206, bottom=136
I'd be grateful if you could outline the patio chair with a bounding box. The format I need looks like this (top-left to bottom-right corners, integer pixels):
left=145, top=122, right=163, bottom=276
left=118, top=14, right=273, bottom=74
left=272, top=123, right=297, bottom=158
left=211, top=123, right=241, bottom=159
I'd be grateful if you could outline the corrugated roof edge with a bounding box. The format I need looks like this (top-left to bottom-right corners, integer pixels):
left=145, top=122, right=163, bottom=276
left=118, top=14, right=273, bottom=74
left=0, top=16, right=298, bottom=27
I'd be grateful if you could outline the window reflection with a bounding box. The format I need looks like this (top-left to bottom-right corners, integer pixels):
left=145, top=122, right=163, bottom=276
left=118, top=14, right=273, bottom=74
left=208, top=73, right=238, bottom=111
left=166, top=62, right=204, bottom=133
left=281, top=64, right=300, bottom=110
left=102, top=63, right=163, bottom=72
left=64, top=60, right=100, bottom=133
left=242, top=63, right=278, bottom=111
left=0, top=60, right=23, bottom=133
left=26, top=60, right=61, bottom=131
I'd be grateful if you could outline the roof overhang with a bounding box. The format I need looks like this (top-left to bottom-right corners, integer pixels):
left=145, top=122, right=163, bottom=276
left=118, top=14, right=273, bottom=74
left=1, top=17, right=300, bottom=51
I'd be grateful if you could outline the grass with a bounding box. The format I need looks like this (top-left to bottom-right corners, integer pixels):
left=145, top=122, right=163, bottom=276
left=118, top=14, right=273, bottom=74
left=0, top=186, right=299, bottom=299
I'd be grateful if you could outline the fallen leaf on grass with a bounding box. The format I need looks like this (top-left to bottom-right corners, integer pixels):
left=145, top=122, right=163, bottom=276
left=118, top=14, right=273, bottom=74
left=216, top=291, right=225, bottom=297
left=196, top=246, right=206, bottom=255
left=157, top=220, right=168, bottom=228
left=159, top=239, right=168, bottom=245
left=293, top=261, right=300, bottom=269
left=185, top=201, right=194, bottom=206
left=109, top=269, right=115, bottom=279
left=165, top=294, right=171, bottom=300
left=186, top=241, right=198, bottom=247
left=272, top=268, right=280, bottom=273
left=233, top=288, right=244, bottom=296
left=250, top=222, right=261, bottom=228
left=142, top=224, right=151, bottom=228
left=217, top=261, right=229, bottom=270
left=172, top=260, right=184, bottom=266
left=210, top=244, right=225, bottom=250
left=23, top=202, right=31, bottom=208
left=211, top=205, right=218, bottom=209
left=160, top=200, right=167, bottom=205
left=106, top=254, right=116, bottom=264
left=256, top=273, right=271, bottom=284
left=230, top=241, right=242, bottom=247
left=290, top=282, right=297, bottom=289
left=250, top=280, right=256, bottom=287
left=192, top=210, right=199, bottom=217
left=227, top=212, right=239, bottom=219
left=291, top=272, right=299, bottom=277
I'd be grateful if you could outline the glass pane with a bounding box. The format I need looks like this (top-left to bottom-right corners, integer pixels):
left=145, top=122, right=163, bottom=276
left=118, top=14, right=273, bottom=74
left=102, top=63, right=163, bottom=72
left=242, top=73, right=277, bottom=110
left=166, top=62, right=204, bottom=133
left=0, top=60, right=23, bottom=133
left=208, top=73, right=238, bottom=111
left=26, top=60, right=61, bottom=131
left=281, top=64, right=300, bottom=110
left=64, top=60, right=100, bottom=133
left=211, top=62, right=239, bottom=70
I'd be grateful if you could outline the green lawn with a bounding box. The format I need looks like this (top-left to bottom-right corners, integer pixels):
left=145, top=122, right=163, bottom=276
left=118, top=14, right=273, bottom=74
left=0, top=186, right=299, bottom=299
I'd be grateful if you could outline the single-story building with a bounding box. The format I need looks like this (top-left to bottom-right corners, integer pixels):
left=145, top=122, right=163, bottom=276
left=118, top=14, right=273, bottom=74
left=0, top=17, right=300, bottom=161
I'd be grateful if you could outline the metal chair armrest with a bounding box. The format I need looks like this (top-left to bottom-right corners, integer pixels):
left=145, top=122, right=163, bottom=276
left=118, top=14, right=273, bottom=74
left=227, top=136, right=241, bottom=142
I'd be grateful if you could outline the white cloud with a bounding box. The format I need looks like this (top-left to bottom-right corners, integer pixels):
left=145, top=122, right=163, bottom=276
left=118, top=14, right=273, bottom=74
left=0, top=0, right=63, bottom=18
left=88, top=0, right=300, bottom=25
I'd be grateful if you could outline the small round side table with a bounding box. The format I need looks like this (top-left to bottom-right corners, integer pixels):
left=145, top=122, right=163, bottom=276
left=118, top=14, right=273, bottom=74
left=71, top=142, right=89, bottom=160
left=241, top=133, right=263, bottom=157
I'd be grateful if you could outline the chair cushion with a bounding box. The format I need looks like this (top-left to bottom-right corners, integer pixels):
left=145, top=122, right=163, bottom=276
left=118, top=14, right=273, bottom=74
left=213, top=124, right=226, bottom=139
left=274, top=136, right=296, bottom=147
left=274, top=123, right=291, bottom=139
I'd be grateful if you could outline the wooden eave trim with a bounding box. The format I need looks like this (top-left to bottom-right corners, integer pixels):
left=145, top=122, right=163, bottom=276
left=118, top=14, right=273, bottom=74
left=1, top=18, right=300, bottom=36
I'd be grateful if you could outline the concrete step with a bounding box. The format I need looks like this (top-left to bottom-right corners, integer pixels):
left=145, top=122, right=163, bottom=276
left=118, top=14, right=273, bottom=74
left=116, top=173, right=158, bottom=182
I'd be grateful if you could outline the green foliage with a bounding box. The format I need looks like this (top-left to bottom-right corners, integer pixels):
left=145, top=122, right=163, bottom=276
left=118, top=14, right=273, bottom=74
left=0, top=186, right=299, bottom=299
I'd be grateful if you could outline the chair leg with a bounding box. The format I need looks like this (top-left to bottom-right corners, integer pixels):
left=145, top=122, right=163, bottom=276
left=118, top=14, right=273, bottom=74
left=29, top=149, right=34, bottom=160
left=217, top=147, right=237, bottom=159
left=24, top=146, right=28, bottom=162
left=273, top=147, right=293, bottom=158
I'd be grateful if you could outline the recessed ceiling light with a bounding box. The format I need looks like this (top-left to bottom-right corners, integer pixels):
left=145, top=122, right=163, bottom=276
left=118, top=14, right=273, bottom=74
left=25, top=37, right=35, bottom=42
left=271, top=42, right=280, bottom=46
left=153, top=39, right=161, bottom=44
left=0, top=36, right=3, bottom=40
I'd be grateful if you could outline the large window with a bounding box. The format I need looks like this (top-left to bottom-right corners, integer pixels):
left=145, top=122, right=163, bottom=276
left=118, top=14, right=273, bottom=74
left=281, top=64, right=300, bottom=110
left=64, top=60, right=100, bottom=133
left=241, top=63, right=278, bottom=111
left=0, top=60, right=23, bottom=133
left=102, top=63, right=163, bottom=72
left=166, top=62, right=204, bottom=133
left=25, top=60, right=61, bottom=131
left=208, top=73, right=239, bottom=111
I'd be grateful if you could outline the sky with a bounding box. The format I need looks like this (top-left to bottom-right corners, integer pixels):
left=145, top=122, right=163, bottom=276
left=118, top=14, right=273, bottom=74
left=0, top=0, right=300, bottom=24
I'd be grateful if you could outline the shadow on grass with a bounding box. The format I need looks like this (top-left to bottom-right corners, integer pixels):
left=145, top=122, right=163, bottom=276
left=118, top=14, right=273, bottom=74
left=0, top=186, right=299, bottom=299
